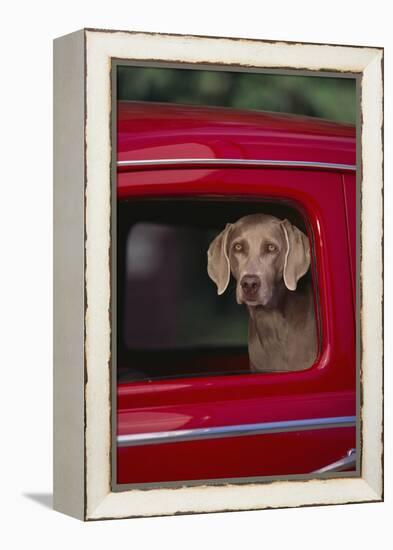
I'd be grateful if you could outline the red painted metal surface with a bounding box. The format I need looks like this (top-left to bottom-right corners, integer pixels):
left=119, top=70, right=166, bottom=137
left=116, top=102, right=357, bottom=485
left=117, top=428, right=355, bottom=484
left=117, top=101, right=355, bottom=167
left=342, top=173, right=357, bottom=312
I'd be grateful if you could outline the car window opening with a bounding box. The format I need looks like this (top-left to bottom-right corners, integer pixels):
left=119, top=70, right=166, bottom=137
left=117, top=199, right=318, bottom=382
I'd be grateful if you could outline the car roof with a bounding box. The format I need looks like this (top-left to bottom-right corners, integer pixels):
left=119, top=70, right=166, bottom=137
left=117, top=101, right=356, bottom=168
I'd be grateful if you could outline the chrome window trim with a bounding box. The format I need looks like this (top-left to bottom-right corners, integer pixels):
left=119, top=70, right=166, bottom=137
left=117, top=158, right=356, bottom=171
left=117, top=415, right=356, bottom=447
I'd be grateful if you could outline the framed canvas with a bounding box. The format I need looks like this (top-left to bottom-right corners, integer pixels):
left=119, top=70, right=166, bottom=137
left=53, top=28, right=383, bottom=520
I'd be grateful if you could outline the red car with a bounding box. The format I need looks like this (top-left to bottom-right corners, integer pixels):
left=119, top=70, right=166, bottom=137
left=116, top=101, right=357, bottom=486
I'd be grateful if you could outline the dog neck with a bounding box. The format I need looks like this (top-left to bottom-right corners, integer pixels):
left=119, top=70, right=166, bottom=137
left=246, top=281, right=316, bottom=372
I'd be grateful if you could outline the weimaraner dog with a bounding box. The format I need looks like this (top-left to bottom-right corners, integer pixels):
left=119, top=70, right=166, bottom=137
left=207, top=214, right=317, bottom=372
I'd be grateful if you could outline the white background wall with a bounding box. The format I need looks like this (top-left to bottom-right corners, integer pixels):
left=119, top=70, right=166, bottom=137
left=1, top=1, right=391, bottom=548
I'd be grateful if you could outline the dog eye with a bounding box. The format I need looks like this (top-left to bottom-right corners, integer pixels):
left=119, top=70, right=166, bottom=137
left=233, top=243, right=243, bottom=252
left=267, top=243, right=277, bottom=252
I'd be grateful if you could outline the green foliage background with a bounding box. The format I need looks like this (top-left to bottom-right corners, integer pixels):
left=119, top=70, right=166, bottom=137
left=118, top=66, right=356, bottom=124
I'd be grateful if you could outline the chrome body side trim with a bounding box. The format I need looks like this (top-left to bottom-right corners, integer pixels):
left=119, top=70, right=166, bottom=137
left=117, top=158, right=356, bottom=171
left=117, top=416, right=356, bottom=447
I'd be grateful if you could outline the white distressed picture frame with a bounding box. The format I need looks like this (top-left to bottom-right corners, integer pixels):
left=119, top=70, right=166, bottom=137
left=53, top=28, right=383, bottom=521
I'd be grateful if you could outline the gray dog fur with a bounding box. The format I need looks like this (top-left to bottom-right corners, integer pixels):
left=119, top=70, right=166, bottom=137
left=207, top=214, right=317, bottom=372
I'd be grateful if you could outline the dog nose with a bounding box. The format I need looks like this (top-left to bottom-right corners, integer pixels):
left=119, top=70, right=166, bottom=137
left=241, top=275, right=261, bottom=295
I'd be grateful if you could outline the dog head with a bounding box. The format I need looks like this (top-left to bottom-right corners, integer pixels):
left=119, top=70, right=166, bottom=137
left=207, top=214, right=311, bottom=307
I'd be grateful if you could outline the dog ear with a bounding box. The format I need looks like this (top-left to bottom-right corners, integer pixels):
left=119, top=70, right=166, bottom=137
left=207, top=223, right=233, bottom=295
left=280, top=219, right=311, bottom=291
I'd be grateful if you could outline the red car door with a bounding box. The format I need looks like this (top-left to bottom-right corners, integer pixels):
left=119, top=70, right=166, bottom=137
left=116, top=166, right=357, bottom=485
